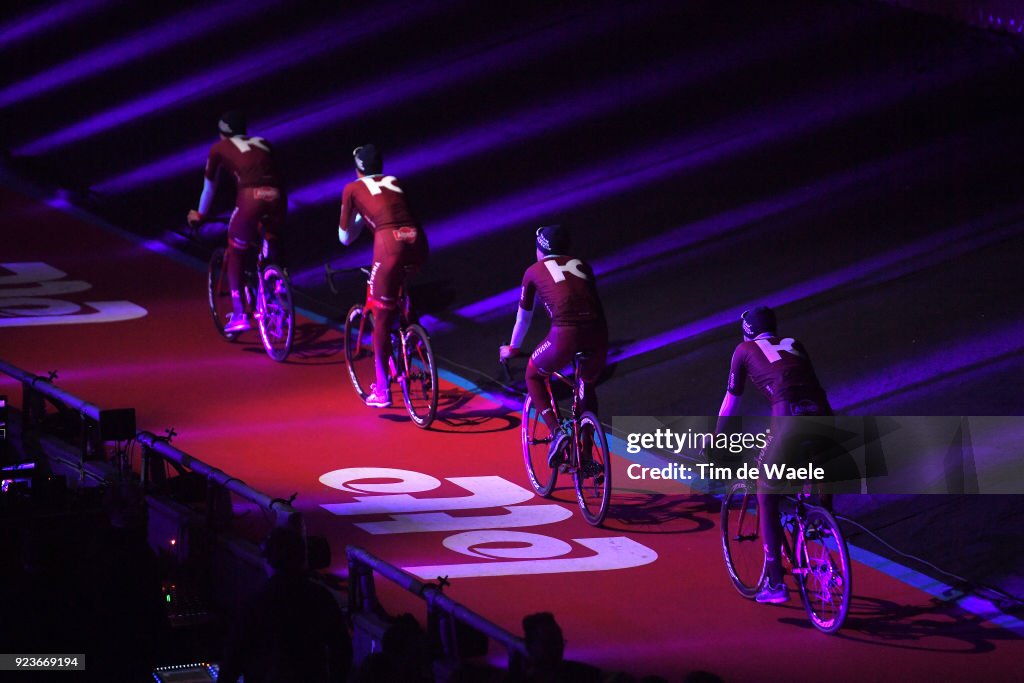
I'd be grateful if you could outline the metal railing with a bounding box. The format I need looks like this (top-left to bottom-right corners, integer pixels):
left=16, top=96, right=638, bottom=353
left=136, top=430, right=301, bottom=531
left=0, top=358, right=301, bottom=529
left=347, top=545, right=529, bottom=664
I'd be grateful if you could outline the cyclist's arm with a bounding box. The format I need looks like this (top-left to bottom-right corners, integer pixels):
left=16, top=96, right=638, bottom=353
left=508, top=277, right=537, bottom=352
left=191, top=149, right=221, bottom=223
left=718, top=391, right=740, bottom=417
left=197, top=174, right=218, bottom=217
left=337, top=184, right=363, bottom=246
left=508, top=305, right=534, bottom=352
left=500, top=277, right=536, bottom=359
left=338, top=215, right=363, bottom=246
left=716, top=345, right=747, bottom=433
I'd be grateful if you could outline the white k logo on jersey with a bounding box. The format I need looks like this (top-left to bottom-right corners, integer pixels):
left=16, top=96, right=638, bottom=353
left=543, top=258, right=587, bottom=283
left=360, top=175, right=403, bottom=196
left=754, top=337, right=802, bottom=363
left=228, top=136, right=270, bottom=153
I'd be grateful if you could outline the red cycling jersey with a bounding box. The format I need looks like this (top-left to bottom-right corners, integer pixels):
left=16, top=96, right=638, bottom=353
left=205, top=135, right=281, bottom=192
left=518, top=256, right=606, bottom=327
left=339, top=174, right=418, bottom=233
left=727, top=335, right=830, bottom=413
left=339, top=174, right=427, bottom=304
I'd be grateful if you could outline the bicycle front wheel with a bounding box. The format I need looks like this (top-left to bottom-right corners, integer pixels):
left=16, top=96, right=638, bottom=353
left=574, top=411, right=611, bottom=526
left=521, top=394, right=557, bottom=497
left=796, top=507, right=851, bottom=634
left=207, top=247, right=239, bottom=341
left=343, top=305, right=375, bottom=399
left=721, top=481, right=765, bottom=598
left=399, top=324, right=438, bottom=429
left=256, top=265, right=294, bottom=362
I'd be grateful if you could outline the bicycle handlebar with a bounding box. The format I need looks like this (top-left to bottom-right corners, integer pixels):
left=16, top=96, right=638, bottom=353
left=499, top=357, right=513, bottom=383
left=323, top=263, right=372, bottom=295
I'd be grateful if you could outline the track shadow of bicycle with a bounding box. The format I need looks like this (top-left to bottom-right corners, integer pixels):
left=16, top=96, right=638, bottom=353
left=777, top=593, right=1018, bottom=653
left=376, top=386, right=520, bottom=433
left=539, top=490, right=718, bottom=534
left=239, top=322, right=343, bottom=364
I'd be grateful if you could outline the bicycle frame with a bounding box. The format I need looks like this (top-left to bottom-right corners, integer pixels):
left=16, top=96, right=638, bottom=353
left=342, top=267, right=438, bottom=428
left=351, top=278, right=413, bottom=358
left=546, top=358, right=586, bottom=472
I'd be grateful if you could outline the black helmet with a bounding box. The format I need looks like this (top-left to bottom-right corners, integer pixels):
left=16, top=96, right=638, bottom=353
left=218, top=110, right=246, bottom=136
left=536, top=224, right=570, bottom=255
left=353, top=144, right=382, bottom=175
left=741, top=306, right=776, bottom=339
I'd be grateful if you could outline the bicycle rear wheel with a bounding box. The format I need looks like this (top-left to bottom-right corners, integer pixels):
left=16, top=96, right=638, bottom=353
left=207, top=247, right=239, bottom=340
left=721, top=481, right=765, bottom=598
left=796, top=507, right=851, bottom=634
left=256, top=265, right=294, bottom=362
left=521, top=394, right=557, bottom=497
left=343, top=305, right=375, bottom=399
left=399, top=324, right=438, bottom=429
left=574, top=411, right=611, bottom=526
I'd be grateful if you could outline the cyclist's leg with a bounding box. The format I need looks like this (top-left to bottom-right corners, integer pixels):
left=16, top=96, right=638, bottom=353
left=368, top=257, right=402, bottom=394
left=525, top=328, right=573, bottom=433
left=577, top=322, right=608, bottom=417
left=757, top=489, right=784, bottom=587
left=789, top=401, right=836, bottom=507
left=256, top=187, right=287, bottom=266
left=401, top=231, right=427, bottom=325
left=226, top=202, right=260, bottom=316
left=757, top=421, right=787, bottom=590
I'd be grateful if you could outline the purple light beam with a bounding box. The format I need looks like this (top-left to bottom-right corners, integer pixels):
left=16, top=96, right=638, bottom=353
left=0, top=0, right=109, bottom=50
left=314, top=31, right=1002, bottom=278
left=288, top=3, right=862, bottom=206
left=15, top=0, right=446, bottom=156
left=454, top=129, right=989, bottom=321
left=610, top=206, right=1024, bottom=364
left=91, top=4, right=655, bottom=195
left=831, top=317, right=1024, bottom=412
left=0, top=0, right=283, bottom=109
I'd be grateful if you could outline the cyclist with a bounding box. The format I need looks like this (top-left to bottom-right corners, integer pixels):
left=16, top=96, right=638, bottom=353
left=338, top=144, right=428, bottom=408
left=187, top=110, right=287, bottom=333
left=499, top=225, right=608, bottom=467
left=716, top=305, right=832, bottom=604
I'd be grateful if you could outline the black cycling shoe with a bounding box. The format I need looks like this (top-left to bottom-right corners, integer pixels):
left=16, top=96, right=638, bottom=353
left=547, top=429, right=569, bottom=468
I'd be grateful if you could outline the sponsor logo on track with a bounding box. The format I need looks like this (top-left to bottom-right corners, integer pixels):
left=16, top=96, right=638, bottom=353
left=0, top=262, right=146, bottom=327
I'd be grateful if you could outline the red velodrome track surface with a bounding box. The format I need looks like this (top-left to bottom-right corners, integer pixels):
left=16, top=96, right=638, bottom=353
left=2, top=184, right=1022, bottom=681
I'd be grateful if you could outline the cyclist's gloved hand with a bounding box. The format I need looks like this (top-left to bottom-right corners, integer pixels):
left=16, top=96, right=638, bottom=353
left=499, top=345, right=521, bottom=361
left=187, top=210, right=203, bottom=228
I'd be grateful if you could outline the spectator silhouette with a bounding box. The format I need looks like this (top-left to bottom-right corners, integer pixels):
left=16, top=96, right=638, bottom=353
left=508, top=612, right=602, bottom=683
left=219, top=526, right=351, bottom=683
left=352, top=612, right=432, bottom=683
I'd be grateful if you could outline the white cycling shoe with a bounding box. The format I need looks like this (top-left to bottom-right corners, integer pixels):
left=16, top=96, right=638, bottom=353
left=224, top=313, right=251, bottom=333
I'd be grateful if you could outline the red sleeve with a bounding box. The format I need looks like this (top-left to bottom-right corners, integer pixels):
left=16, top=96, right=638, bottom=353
left=727, top=344, right=747, bottom=396
left=339, top=181, right=356, bottom=228
left=203, top=143, right=222, bottom=182
left=518, top=268, right=537, bottom=311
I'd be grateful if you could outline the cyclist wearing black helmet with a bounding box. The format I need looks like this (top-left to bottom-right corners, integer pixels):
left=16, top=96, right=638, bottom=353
left=188, top=110, right=287, bottom=333
left=716, top=305, right=832, bottom=604
left=338, top=144, right=428, bottom=408
left=499, top=225, right=608, bottom=466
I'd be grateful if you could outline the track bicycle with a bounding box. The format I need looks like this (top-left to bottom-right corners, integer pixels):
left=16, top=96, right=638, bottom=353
left=721, top=481, right=852, bottom=633
left=206, top=221, right=294, bottom=362
left=506, top=353, right=612, bottom=526
left=327, top=264, right=438, bottom=429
